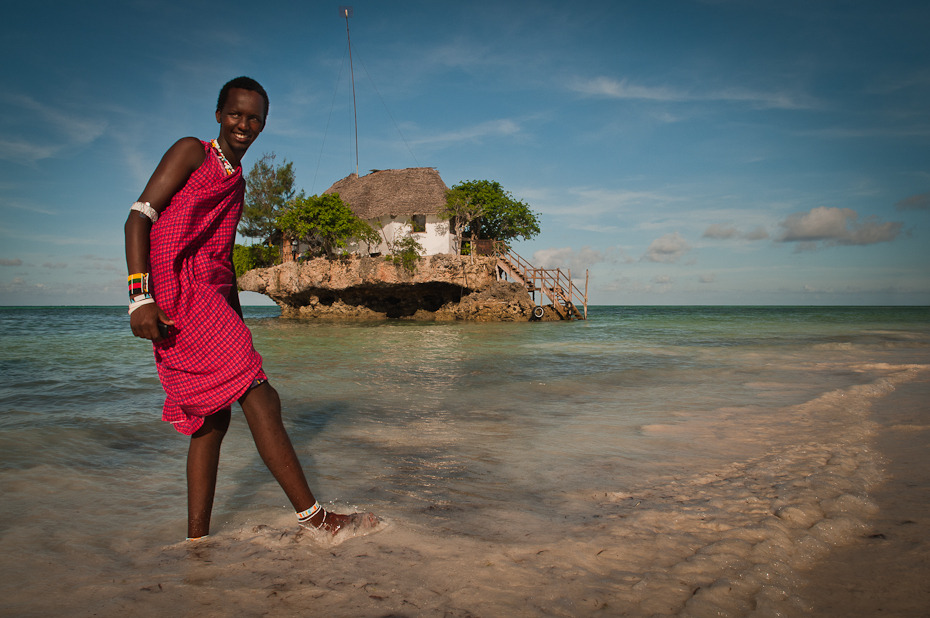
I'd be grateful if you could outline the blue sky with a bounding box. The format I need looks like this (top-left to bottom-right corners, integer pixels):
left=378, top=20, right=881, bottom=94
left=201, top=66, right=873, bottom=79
left=2, top=0, right=928, bottom=306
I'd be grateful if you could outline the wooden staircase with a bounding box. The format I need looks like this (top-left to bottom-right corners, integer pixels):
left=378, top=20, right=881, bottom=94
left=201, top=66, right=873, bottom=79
left=495, top=248, right=588, bottom=320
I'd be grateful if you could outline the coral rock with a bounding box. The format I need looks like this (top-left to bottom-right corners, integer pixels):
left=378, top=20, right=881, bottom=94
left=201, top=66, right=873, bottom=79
left=238, top=255, right=537, bottom=321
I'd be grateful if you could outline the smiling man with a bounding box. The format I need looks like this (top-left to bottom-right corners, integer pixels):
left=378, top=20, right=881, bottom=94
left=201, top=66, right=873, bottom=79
left=124, top=76, right=377, bottom=541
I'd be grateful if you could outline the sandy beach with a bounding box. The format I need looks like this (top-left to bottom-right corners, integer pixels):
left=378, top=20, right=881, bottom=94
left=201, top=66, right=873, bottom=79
left=800, top=377, right=930, bottom=617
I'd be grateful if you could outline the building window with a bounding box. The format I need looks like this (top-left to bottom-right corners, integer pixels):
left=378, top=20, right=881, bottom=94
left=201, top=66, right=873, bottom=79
left=411, top=214, right=426, bottom=233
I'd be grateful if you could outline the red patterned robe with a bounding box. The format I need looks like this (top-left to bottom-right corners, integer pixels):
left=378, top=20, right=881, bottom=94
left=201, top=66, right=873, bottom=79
left=149, top=140, right=264, bottom=435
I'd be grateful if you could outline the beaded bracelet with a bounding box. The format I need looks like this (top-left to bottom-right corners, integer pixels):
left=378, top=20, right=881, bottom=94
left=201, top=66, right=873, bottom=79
left=128, top=273, right=154, bottom=314
left=128, top=273, right=150, bottom=299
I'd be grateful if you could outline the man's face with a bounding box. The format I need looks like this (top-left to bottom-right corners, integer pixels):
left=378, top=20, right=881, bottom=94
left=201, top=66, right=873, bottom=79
left=215, top=88, right=265, bottom=156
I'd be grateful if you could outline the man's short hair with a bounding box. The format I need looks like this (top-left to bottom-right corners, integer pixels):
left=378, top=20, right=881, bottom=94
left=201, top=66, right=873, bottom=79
left=217, top=76, right=269, bottom=119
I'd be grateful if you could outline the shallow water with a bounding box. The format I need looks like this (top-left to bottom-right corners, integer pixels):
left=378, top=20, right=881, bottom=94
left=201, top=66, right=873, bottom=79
left=1, top=305, right=928, bottom=616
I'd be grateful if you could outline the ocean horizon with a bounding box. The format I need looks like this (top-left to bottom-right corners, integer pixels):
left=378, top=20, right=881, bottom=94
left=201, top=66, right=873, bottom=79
left=2, top=303, right=928, bottom=308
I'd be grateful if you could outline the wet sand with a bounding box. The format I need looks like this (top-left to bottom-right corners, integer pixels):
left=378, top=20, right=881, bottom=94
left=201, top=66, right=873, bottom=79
left=800, top=377, right=930, bottom=617
left=16, top=368, right=919, bottom=617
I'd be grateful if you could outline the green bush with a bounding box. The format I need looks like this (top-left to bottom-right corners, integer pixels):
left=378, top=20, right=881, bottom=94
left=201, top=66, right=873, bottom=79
left=233, top=244, right=280, bottom=278
left=389, top=235, right=424, bottom=273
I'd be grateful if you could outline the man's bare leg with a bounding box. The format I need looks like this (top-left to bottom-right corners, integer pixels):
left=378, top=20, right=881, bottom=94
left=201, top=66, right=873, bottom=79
left=239, top=381, right=378, bottom=534
left=187, top=408, right=231, bottom=539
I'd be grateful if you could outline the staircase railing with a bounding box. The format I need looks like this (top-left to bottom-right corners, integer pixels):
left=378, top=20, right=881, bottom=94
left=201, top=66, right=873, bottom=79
left=494, top=245, right=587, bottom=320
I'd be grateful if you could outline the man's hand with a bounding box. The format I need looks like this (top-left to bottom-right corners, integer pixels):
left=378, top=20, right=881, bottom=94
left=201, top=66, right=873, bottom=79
left=129, top=302, right=175, bottom=342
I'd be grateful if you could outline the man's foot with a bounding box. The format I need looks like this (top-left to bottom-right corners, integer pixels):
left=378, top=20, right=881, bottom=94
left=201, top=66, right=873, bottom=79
left=300, top=508, right=380, bottom=536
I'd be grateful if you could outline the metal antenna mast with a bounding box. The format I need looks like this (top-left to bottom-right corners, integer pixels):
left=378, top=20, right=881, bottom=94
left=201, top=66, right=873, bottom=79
left=340, top=6, right=359, bottom=176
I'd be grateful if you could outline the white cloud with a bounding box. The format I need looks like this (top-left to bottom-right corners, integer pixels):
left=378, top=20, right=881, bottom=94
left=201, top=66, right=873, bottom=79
left=571, top=77, right=683, bottom=101
left=642, top=232, right=691, bottom=263
left=2, top=199, right=58, bottom=216
left=0, top=225, right=118, bottom=247
left=0, top=275, right=125, bottom=305
left=780, top=207, right=854, bottom=240
left=411, top=119, right=520, bottom=146
left=0, top=94, right=108, bottom=164
left=568, top=223, right=624, bottom=234
left=0, top=276, right=46, bottom=295
left=601, top=275, right=673, bottom=296
left=539, top=187, right=681, bottom=218
left=744, top=226, right=770, bottom=241
left=0, top=140, right=62, bottom=164
left=423, top=39, right=496, bottom=71
left=74, top=254, right=122, bottom=273
left=709, top=87, right=812, bottom=110
left=532, top=246, right=612, bottom=272
left=699, top=273, right=717, bottom=284
left=1, top=258, right=23, bottom=266
left=4, top=94, right=107, bottom=142
left=570, top=76, right=812, bottom=109
left=895, top=192, right=930, bottom=211
left=800, top=126, right=930, bottom=139
left=652, top=275, right=672, bottom=285
left=702, top=224, right=739, bottom=239
left=703, top=223, right=769, bottom=241
left=81, top=254, right=119, bottom=263
left=777, top=206, right=902, bottom=248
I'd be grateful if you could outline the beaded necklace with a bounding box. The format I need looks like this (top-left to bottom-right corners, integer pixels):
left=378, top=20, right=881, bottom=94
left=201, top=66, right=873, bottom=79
left=210, top=139, right=236, bottom=176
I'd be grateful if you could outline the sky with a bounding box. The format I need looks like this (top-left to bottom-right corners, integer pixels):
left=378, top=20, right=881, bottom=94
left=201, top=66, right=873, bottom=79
left=2, top=0, right=929, bottom=306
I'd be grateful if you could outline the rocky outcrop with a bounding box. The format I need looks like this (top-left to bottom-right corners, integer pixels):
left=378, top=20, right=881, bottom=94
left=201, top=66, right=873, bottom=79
left=237, top=255, right=542, bottom=321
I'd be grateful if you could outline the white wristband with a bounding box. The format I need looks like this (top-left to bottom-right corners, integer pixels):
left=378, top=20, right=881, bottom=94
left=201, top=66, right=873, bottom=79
left=128, top=297, right=155, bottom=315
left=131, top=201, right=159, bottom=223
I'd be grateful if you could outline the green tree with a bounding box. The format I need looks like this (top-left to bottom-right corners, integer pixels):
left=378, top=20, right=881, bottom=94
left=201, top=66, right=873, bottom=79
left=444, top=180, right=541, bottom=249
left=277, top=193, right=380, bottom=257
left=239, top=153, right=296, bottom=243
left=442, top=186, right=485, bottom=255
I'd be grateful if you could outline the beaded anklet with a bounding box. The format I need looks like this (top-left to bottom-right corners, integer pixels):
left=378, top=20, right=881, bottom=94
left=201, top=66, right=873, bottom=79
left=297, top=501, right=327, bottom=529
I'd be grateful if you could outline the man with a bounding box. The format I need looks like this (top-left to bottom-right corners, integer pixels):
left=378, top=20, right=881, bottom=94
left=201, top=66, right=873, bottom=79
left=125, top=76, right=377, bottom=540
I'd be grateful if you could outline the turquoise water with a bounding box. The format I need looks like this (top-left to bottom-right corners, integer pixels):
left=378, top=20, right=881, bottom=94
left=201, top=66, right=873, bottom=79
left=1, top=305, right=928, bottom=615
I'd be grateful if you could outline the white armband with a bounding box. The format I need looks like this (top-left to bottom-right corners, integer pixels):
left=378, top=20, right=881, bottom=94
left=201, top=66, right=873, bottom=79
left=131, top=201, right=159, bottom=223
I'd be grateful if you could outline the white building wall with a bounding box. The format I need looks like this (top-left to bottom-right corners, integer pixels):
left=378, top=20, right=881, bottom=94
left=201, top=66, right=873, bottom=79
left=353, top=215, right=454, bottom=256
left=416, top=215, right=454, bottom=255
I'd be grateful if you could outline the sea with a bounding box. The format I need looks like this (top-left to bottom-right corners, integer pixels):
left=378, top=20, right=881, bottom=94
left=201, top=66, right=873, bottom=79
left=1, top=305, right=928, bottom=617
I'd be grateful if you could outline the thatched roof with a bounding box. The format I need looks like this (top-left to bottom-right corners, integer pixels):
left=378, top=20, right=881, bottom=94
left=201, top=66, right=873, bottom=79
left=323, top=167, right=449, bottom=219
